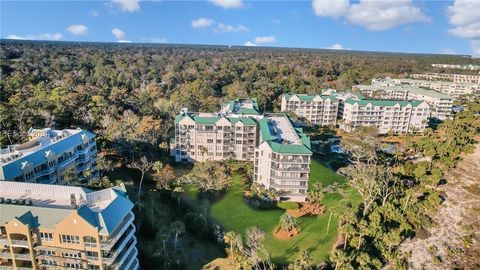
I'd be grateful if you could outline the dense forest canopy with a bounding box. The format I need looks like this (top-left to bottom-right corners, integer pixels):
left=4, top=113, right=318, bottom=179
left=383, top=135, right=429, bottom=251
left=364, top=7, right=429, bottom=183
left=1, top=40, right=479, bottom=146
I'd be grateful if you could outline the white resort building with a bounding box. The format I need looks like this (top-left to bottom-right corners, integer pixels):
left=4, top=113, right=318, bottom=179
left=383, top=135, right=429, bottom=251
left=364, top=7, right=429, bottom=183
left=280, top=94, right=339, bottom=126
left=393, top=78, right=479, bottom=99
left=340, top=98, right=431, bottom=134
left=254, top=114, right=312, bottom=201
left=410, top=73, right=480, bottom=84
left=0, top=181, right=139, bottom=270
left=171, top=99, right=313, bottom=202
left=353, top=78, right=453, bottom=120
left=0, top=128, right=97, bottom=184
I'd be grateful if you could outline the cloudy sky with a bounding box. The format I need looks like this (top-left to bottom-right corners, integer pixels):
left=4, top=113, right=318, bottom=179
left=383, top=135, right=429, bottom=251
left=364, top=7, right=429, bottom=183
left=1, top=0, right=479, bottom=56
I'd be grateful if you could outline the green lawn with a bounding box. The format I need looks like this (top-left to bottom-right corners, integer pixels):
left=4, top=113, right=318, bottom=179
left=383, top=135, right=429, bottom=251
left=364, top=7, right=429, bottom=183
left=208, top=158, right=360, bottom=264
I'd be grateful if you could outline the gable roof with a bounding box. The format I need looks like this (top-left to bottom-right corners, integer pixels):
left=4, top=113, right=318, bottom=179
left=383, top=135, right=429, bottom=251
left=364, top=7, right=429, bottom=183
left=284, top=93, right=338, bottom=102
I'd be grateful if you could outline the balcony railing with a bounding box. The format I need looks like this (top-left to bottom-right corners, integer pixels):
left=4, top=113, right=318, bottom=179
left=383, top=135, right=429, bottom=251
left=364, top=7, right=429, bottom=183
left=102, top=226, right=136, bottom=265
left=100, top=213, right=134, bottom=250
left=10, top=239, right=29, bottom=247
left=0, top=251, right=11, bottom=259
left=13, top=253, right=31, bottom=260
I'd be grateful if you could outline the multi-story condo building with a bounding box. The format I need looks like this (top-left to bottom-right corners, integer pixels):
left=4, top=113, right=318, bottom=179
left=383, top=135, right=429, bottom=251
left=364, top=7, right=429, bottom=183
left=410, top=73, right=480, bottom=84
left=255, top=114, right=312, bottom=202
left=354, top=78, right=453, bottom=120
left=393, top=78, right=479, bottom=99
left=0, top=181, right=138, bottom=270
left=0, top=128, right=97, bottom=184
left=172, top=110, right=258, bottom=162
left=431, top=64, right=480, bottom=71
left=281, top=94, right=339, bottom=126
left=340, top=98, right=431, bottom=134
left=220, top=98, right=260, bottom=116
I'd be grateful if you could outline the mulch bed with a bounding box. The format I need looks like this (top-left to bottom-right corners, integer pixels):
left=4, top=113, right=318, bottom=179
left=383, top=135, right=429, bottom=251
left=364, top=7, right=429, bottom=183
left=287, top=203, right=325, bottom=218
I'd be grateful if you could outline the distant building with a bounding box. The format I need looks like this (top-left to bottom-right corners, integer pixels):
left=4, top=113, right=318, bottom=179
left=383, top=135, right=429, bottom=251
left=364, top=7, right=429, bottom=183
left=431, top=64, right=480, bottom=71
left=280, top=94, right=339, bottom=126
left=220, top=98, right=260, bottom=116
left=393, top=78, right=479, bottom=99
left=255, top=114, right=312, bottom=202
left=340, top=98, right=431, bottom=134
left=0, top=128, right=97, bottom=184
left=172, top=110, right=257, bottom=162
left=0, top=181, right=138, bottom=270
left=354, top=78, right=453, bottom=120
left=410, top=73, right=480, bottom=84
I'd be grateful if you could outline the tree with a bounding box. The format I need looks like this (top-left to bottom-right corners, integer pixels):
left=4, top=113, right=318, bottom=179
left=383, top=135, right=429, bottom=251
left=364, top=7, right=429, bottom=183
left=307, top=182, right=324, bottom=206
left=339, top=163, right=381, bottom=216
left=341, top=126, right=379, bottom=164
left=279, top=213, right=299, bottom=233
left=183, top=161, right=230, bottom=191
left=128, top=156, right=153, bottom=202
left=63, top=167, right=80, bottom=186
left=288, top=249, right=314, bottom=270
left=224, top=231, right=244, bottom=266
left=170, top=220, right=185, bottom=250
left=152, top=162, right=176, bottom=190
left=96, top=156, right=114, bottom=178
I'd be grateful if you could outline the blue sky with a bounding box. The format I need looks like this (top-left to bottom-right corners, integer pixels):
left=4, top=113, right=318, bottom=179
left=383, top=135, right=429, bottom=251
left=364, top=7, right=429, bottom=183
left=1, top=0, right=479, bottom=56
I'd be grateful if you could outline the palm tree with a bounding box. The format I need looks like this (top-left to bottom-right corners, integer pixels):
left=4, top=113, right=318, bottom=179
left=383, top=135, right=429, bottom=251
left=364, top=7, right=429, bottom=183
left=279, top=213, right=299, bottom=233
left=199, top=146, right=208, bottom=161
left=307, top=182, right=324, bottom=205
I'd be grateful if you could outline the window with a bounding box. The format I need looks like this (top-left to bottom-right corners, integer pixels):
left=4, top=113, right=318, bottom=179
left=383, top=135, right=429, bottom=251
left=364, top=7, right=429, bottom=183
left=40, top=232, right=53, bottom=242
left=207, top=139, right=213, bottom=143
left=64, top=263, right=82, bottom=269
left=63, top=252, right=81, bottom=258
left=60, top=234, right=80, bottom=244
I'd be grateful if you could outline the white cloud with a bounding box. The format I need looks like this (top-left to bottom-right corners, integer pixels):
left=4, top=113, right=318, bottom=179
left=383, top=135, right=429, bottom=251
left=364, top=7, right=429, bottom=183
left=448, top=22, right=480, bottom=39
left=91, top=11, right=99, bottom=17
left=112, top=28, right=126, bottom=40
left=217, top=23, right=248, bottom=32
left=471, top=40, right=480, bottom=58
left=117, top=40, right=132, bottom=43
left=439, top=48, right=457, bottom=55
left=312, top=0, right=349, bottom=17
left=6, top=33, right=63, bottom=41
left=209, top=0, right=242, bottom=9
left=6, top=35, right=27, bottom=40
left=447, top=0, right=480, bottom=56
left=326, top=43, right=351, bottom=50
left=254, top=36, right=276, bottom=44
left=312, top=0, right=430, bottom=31
left=67, top=25, right=88, bottom=35
left=149, top=37, right=167, bottom=43
left=191, top=18, right=214, bottom=29
left=244, top=41, right=257, bottom=46
left=347, top=0, right=430, bottom=31
left=110, top=0, right=140, bottom=12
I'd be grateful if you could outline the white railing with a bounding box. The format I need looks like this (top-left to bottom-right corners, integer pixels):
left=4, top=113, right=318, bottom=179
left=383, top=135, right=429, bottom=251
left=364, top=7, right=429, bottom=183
left=100, top=213, right=134, bottom=250
left=0, top=251, right=10, bottom=258
left=14, top=253, right=31, bottom=260
left=102, top=227, right=136, bottom=264
left=10, top=239, right=29, bottom=246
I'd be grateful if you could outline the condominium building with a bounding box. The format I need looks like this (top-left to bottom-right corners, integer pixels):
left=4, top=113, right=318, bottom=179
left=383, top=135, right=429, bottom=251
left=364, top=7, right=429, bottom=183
left=354, top=78, right=453, bottom=120
left=431, top=64, right=480, bottom=71
left=172, top=110, right=257, bottom=162
left=340, top=98, right=431, bottom=134
left=255, top=114, right=312, bottom=202
left=220, top=98, right=260, bottom=116
left=410, top=73, right=480, bottom=84
left=0, top=181, right=138, bottom=270
left=0, top=128, right=98, bottom=184
left=393, top=78, right=479, bottom=99
left=281, top=94, right=339, bottom=126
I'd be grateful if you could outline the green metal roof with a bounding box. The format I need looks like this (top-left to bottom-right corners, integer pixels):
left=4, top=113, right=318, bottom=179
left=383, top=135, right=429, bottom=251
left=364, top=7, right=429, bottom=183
left=258, top=115, right=312, bottom=155
left=284, top=93, right=338, bottom=102
left=175, top=112, right=257, bottom=126
left=228, top=117, right=257, bottom=125
left=344, top=98, right=424, bottom=107
left=226, top=98, right=260, bottom=115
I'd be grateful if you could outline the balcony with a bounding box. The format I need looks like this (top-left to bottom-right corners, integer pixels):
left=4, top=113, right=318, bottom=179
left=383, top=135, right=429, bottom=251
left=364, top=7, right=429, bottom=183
left=0, top=251, right=11, bottom=259
left=111, top=239, right=138, bottom=270
left=0, top=236, right=8, bottom=245
left=100, top=213, right=134, bottom=250
left=271, top=165, right=309, bottom=172
left=13, top=253, right=31, bottom=260
left=10, top=239, right=29, bottom=247
left=102, top=226, right=136, bottom=265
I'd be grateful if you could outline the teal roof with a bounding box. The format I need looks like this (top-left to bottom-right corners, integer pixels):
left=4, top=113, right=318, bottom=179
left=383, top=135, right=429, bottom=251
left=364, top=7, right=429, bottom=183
left=0, top=129, right=96, bottom=180
left=355, top=84, right=452, bottom=99
left=284, top=93, right=338, bottom=102
left=226, top=98, right=260, bottom=115
left=258, top=115, right=312, bottom=155
left=344, top=98, right=424, bottom=107
left=175, top=112, right=257, bottom=126
left=0, top=187, right=133, bottom=236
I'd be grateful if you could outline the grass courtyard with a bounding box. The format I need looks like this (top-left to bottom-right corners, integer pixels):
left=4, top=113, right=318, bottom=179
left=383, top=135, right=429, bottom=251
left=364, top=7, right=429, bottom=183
left=186, top=158, right=360, bottom=265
